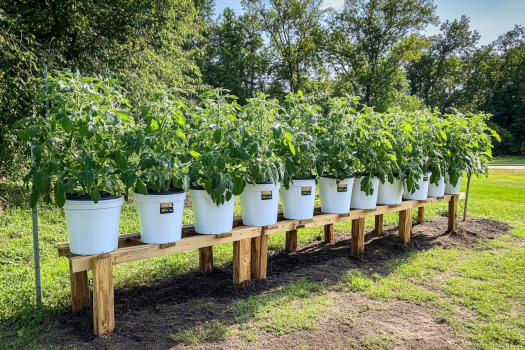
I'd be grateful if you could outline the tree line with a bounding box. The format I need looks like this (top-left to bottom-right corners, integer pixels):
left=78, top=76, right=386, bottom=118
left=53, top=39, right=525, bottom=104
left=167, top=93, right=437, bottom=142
left=1, top=0, right=524, bottom=177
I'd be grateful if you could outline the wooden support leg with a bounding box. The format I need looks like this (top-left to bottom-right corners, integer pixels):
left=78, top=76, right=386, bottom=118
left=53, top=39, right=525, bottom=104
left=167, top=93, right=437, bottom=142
left=374, top=215, right=383, bottom=236
left=285, top=230, right=298, bottom=252
left=324, top=223, right=335, bottom=243
left=351, top=218, right=365, bottom=256
left=199, top=246, right=213, bottom=274
left=448, top=194, right=459, bottom=232
left=399, top=209, right=412, bottom=243
left=251, top=229, right=268, bottom=279
left=233, top=239, right=251, bottom=284
left=70, top=263, right=90, bottom=312
left=418, top=207, right=425, bottom=224
left=92, top=254, right=115, bottom=336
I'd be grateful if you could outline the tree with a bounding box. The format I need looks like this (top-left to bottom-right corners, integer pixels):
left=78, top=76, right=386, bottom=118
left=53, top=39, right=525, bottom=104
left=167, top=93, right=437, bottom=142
left=323, top=0, right=437, bottom=110
left=406, top=16, right=480, bottom=112
left=197, top=8, right=270, bottom=104
left=242, top=0, right=327, bottom=94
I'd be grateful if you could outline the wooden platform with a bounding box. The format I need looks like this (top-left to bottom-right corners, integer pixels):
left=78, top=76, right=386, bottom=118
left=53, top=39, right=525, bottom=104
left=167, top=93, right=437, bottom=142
left=57, top=193, right=463, bottom=335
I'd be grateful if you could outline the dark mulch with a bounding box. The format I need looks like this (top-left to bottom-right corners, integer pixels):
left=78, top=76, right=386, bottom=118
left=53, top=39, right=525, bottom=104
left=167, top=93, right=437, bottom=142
left=36, top=216, right=510, bottom=349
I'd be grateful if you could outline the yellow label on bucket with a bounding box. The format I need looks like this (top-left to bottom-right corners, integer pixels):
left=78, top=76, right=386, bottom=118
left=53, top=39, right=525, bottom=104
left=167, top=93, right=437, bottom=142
left=337, top=184, right=347, bottom=192
left=301, top=186, right=312, bottom=195
left=160, top=202, right=174, bottom=214
left=261, top=191, right=272, bottom=200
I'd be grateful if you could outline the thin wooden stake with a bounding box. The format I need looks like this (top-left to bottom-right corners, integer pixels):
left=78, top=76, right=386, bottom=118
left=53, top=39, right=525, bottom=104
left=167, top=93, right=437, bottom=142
left=92, top=254, right=115, bottom=336
left=285, top=229, right=298, bottom=252
left=324, top=223, right=335, bottom=243
left=351, top=218, right=365, bottom=256
left=449, top=194, right=459, bottom=232
left=233, top=239, right=251, bottom=284
left=251, top=227, right=268, bottom=279
left=417, top=207, right=425, bottom=224
left=374, top=215, right=383, bottom=236
left=399, top=209, right=412, bottom=243
left=199, top=246, right=213, bottom=274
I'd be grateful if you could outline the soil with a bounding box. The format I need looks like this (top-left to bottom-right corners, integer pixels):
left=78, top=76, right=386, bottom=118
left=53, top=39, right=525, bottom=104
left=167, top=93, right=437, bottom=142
left=36, top=216, right=510, bottom=350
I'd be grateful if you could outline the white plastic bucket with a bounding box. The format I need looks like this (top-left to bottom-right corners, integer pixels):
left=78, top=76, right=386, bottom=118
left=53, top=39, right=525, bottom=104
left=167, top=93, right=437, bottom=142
left=189, top=189, right=234, bottom=234
left=427, top=176, right=445, bottom=197
left=281, top=179, right=316, bottom=220
left=135, top=190, right=186, bottom=244
left=64, top=196, right=124, bottom=255
left=240, top=183, right=280, bottom=226
left=351, top=176, right=380, bottom=209
left=404, top=172, right=431, bottom=200
left=377, top=178, right=403, bottom=205
left=318, top=177, right=355, bottom=214
left=445, top=174, right=462, bottom=195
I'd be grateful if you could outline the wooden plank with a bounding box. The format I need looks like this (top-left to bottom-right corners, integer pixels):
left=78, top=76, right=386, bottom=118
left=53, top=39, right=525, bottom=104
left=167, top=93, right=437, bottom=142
left=233, top=239, right=251, bottom=284
left=92, top=254, right=114, bottom=336
left=399, top=209, right=412, bottom=243
left=324, top=223, right=335, bottom=243
left=448, top=194, right=459, bottom=232
left=199, top=246, right=213, bottom=274
left=70, top=226, right=261, bottom=273
left=285, top=230, right=298, bottom=252
left=417, top=207, right=425, bottom=224
left=251, top=228, right=268, bottom=279
left=375, top=214, right=383, bottom=236
left=351, top=218, right=365, bottom=256
left=70, top=266, right=90, bottom=312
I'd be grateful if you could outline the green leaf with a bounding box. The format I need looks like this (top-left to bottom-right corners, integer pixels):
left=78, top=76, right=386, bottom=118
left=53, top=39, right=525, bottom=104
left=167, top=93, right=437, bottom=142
left=174, top=111, right=186, bottom=127
left=30, top=187, right=39, bottom=208
left=90, top=189, right=100, bottom=204
left=33, top=171, right=49, bottom=194
left=190, top=151, right=201, bottom=158
left=115, top=151, right=127, bottom=169
left=289, top=143, right=296, bottom=155
left=213, top=129, right=221, bottom=144
left=78, top=169, right=96, bottom=192
left=54, top=180, right=67, bottom=208
left=18, top=128, right=30, bottom=141
left=136, top=178, right=147, bottom=195
left=121, top=171, right=136, bottom=189
left=440, top=131, right=447, bottom=140
left=61, top=117, right=73, bottom=133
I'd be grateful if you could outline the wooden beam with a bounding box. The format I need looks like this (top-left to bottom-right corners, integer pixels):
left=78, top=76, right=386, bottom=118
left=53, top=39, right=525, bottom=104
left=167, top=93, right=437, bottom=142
left=448, top=194, right=459, bottom=232
left=285, top=230, right=298, bottom=252
left=70, top=226, right=261, bottom=273
left=70, top=268, right=90, bottom=312
left=251, top=227, right=268, bottom=279
left=324, top=223, right=335, bottom=243
left=399, top=209, right=412, bottom=243
left=417, top=207, right=425, bottom=224
left=199, top=246, right=213, bottom=274
left=351, top=218, right=365, bottom=256
left=92, top=254, right=114, bottom=336
left=233, top=239, right=251, bottom=284
left=374, top=215, right=383, bottom=236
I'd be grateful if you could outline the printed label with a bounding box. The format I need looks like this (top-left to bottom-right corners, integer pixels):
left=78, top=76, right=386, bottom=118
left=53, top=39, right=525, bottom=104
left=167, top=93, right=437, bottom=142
left=261, top=190, right=272, bottom=200
left=160, top=202, right=174, bottom=214
left=423, top=176, right=428, bottom=181
left=301, top=186, right=312, bottom=196
left=337, top=184, right=347, bottom=192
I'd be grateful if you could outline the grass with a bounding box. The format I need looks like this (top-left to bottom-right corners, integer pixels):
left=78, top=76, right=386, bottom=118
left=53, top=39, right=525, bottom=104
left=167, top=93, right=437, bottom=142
left=1, top=169, right=525, bottom=349
left=169, top=321, right=234, bottom=347
left=360, top=335, right=396, bottom=350
left=489, top=156, right=525, bottom=165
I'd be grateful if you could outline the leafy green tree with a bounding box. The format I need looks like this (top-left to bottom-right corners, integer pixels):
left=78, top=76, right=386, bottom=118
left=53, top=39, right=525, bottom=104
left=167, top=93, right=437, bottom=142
left=406, top=16, right=480, bottom=112
left=197, top=8, right=270, bottom=104
left=323, top=0, right=437, bottom=111
left=242, top=0, right=327, bottom=94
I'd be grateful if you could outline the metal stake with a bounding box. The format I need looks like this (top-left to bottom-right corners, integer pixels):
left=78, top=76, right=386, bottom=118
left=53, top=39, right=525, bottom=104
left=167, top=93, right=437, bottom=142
left=31, top=144, right=42, bottom=304
left=463, top=175, right=472, bottom=221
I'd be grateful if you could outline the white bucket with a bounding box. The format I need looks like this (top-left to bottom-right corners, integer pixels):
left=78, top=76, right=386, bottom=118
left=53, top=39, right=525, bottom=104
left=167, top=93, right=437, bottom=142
left=351, top=176, right=380, bottom=209
left=377, top=178, right=403, bottom=205
left=240, top=183, right=280, bottom=226
left=445, top=174, right=462, bottom=195
left=189, top=189, right=234, bottom=234
left=404, top=172, right=431, bottom=200
left=281, top=179, right=316, bottom=220
left=427, top=176, right=446, bottom=197
left=64, top=196, right=124, bottom=255
left=134, top=190, right=186, bottom=244
left=318, top=177, right=355, bottom=214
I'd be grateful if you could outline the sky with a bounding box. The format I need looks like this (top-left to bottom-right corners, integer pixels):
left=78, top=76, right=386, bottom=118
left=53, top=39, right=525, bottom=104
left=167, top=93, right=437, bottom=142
left=214, top=0, right=525, bottom=46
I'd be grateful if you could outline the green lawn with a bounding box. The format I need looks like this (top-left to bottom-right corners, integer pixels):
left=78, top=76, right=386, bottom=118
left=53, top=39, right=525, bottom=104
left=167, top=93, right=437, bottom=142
left=1, top=169, right=525, bottom=349
left=489, top=156, right=525, bottom=165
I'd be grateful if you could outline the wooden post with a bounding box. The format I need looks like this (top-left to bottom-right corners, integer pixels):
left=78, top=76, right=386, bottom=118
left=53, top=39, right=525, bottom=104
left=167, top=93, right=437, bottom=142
left=324, top=223, right=335, bottom=243
left=251, top=228, right=268, bottom=279
left=374, top=215, right=383, bottom=236
left=233, top=239, right=251, bottom=284
left=448, top=194, right=459, bottom=232
left=70, top=265, right=90, bottom=312
left=417, top=207, right=425, bottom=224
left=351, top=218, right=365, bottom=256
left=285, top=230, right=298, bottom=252
left=399, top=209, right=412, bottom=243
left=92, top=254, right=115, bottom=336
left=199, top=246, right=213, bottom=274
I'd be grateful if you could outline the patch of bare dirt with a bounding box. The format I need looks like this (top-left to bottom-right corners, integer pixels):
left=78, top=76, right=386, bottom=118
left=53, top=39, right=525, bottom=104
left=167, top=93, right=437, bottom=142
left=37, top=217, right=509, bottom=349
